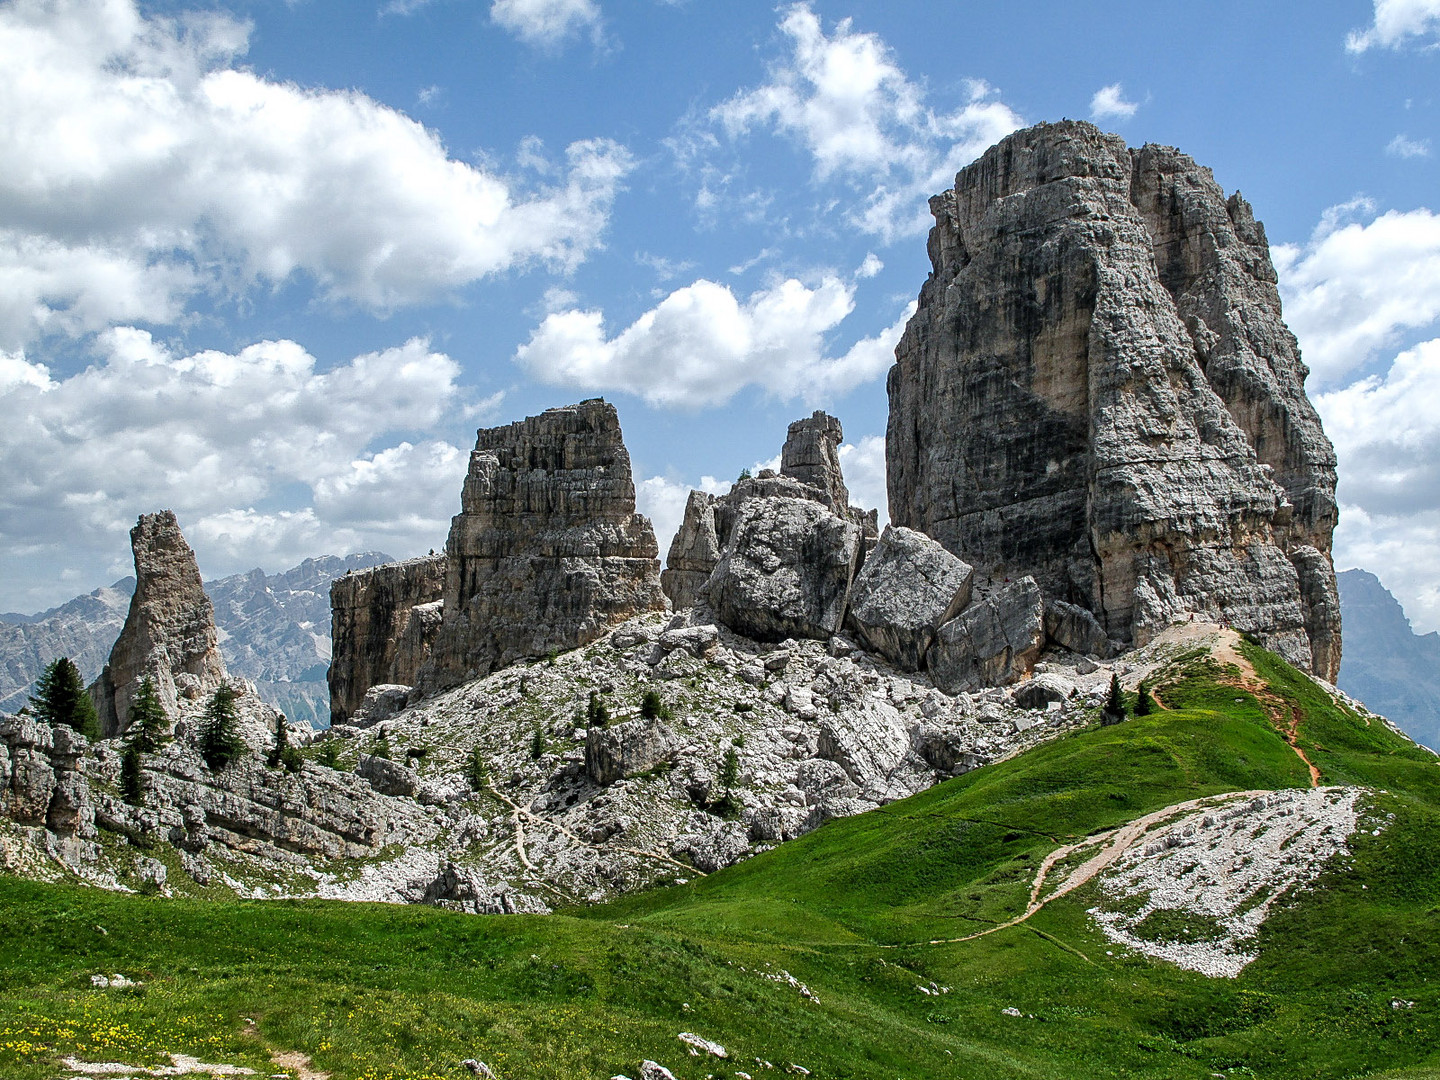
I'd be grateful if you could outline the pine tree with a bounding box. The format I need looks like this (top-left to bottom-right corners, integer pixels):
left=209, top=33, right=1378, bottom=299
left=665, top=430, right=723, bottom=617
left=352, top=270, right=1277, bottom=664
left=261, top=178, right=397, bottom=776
left=529, top=728, right=547, bottom=760
left=316, top=739, right=342, bottom=769
left=1135, top=680, right=1155, bottom=717
left=268, top=712, right=290, bottom=768
left=640, top=689, right=672, bottom=722
left=1103, top=673, right=1126, bottom=725
left=119, top=742, right=144, bottom=805
left=30, top=657, right=99, bottom=739
left=465, top=746, right=489, bottom=791
left=124, top=676, right=169, bottom=753
left=586, top=690, right=610, bottom=728
left=197, top=684, right=244, bottom=770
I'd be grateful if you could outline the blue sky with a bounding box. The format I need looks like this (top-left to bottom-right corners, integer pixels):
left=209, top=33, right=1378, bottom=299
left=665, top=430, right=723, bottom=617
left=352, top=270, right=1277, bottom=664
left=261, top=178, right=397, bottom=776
left=2, top=0, right=1439, bottom=634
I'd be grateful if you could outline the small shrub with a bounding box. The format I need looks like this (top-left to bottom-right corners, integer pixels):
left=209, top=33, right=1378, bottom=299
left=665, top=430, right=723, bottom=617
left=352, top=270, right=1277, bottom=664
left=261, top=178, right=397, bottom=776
left=316, top=740, right=342, bottom=769
left=710, top=792, right=742, bottom=820
left=530, top=728, right=547, bottom=760
left=279, top=745, right=305, bottom=774
left=586, top=691, right=611, bottom=728
left=371, top=732, right=392, bottom=760
left=640, top=690, right=673, bottom=722
left=737, top=467, right=752, bottom=481
left=719, top=745, right=740, bottom=790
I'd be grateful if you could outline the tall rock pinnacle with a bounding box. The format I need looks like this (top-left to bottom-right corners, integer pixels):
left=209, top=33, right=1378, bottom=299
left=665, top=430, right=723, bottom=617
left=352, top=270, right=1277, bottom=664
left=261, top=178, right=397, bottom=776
left=887, top=121, right=1341, bottom=679
left=91, top=511, right=228, bottom=736
left=422, top=399, right=665, bottom=689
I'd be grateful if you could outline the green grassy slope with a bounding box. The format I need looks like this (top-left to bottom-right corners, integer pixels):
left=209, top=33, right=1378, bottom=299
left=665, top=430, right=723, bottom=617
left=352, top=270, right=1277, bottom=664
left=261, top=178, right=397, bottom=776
left=3, top=643, right=1438, bottom=1080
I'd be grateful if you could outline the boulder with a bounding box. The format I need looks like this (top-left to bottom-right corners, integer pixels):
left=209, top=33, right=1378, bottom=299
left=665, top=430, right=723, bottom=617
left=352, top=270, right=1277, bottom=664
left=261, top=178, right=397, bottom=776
left=356, top=755, right=420, bottom=799
left=348, top=684, right=413, bottom=729
left=707, top=496, right=861, bottom=643
left=845, top=526, right=974, bottom=670
left=585, top=716, right=679, bottom=785
left=1011, top=672, right=1075, bottom=710
left=928, top=578, right=1045, bottom=694
left=1043, top=598, right=1115, bottom=658
left=816, top=697, right=909, bottom=794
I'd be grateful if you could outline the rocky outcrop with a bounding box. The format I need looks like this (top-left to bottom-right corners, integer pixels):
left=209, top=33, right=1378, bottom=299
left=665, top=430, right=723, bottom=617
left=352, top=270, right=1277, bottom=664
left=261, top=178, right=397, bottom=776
left=585, top=716, right=679, bottom=785
left=328, top=555, right=447, bottom=725
left=781, top=410, right=851, bottom=513
left=887, top=121, right=1341, bottom=679
left=423, top=400, right=665, bottom=689
left=707, top=487, right=862, bottom=642
left=91, top=512, right=228, bottom=738
left=845, top=526, right=974, bottom=671
left=927, top=577, right=1045, bottom=694
left=661, top=491, right=723, bottom=612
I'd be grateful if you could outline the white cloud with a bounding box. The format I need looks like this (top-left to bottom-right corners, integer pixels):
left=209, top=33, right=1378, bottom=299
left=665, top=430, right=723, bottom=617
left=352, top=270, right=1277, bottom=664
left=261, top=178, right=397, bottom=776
left=0, top=0, right=630, bottom=349
left=0, top=331, right=477, bottom=611
left=1387, top=133, right=1432, bottom=158
left=707, top=4, right=1021, bottom=240
left=1346, top=0, right=1440, bottom=51
left=838, top=435, right=888, bottom=523
left=1274, top=205, right=1440, bottom=385
left=515, top=268, right=915, bottom=408
left=491, top=0, right=601, bottom=47
left=1090, top=83, right=1139, bottom=121
left=1318, top=337, right=1440, bottom=634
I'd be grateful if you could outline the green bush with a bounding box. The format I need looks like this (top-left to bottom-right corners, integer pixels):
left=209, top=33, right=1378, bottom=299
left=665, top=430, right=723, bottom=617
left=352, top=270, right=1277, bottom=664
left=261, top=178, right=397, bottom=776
left=639, top=689, right=672, bottom=722
left=315, top=739, right=342, bottom=769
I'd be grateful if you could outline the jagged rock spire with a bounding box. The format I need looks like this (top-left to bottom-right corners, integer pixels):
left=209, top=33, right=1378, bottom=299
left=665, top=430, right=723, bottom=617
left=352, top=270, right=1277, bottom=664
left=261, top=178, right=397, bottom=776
left=90, top=511, right=228, bottom=737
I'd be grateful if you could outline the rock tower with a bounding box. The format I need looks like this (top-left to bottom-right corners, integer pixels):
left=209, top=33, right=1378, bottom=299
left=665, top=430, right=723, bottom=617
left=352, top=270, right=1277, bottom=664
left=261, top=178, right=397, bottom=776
left=90, top=511, right=228, bottom=737
left=887, top=121, right=1341, bottom=679
left=421, top=399, right=665, bottom=689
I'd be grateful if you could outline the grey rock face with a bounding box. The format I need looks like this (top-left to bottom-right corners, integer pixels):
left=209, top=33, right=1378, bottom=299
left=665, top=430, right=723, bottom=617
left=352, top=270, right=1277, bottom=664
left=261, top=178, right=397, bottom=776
left=1337, top=569, right=1440, bottom=749
left=845, top=526, right=974, bottom=671
left=887, top=120, right=1341, bottom=679
left=928, top=578, right=1045, bottom=693
left=782, top=410, right=851, bottom=513
left=707, top=495, right=861, bottom=643
left=585, top=716, right=680, bottom=785
left=661, top=491, right=722, bottom=611
left=328, top=555, right=447, bottom=725
left=424, top=400, right=665, bottom=689
left=91, top=512, right=228, bottom=738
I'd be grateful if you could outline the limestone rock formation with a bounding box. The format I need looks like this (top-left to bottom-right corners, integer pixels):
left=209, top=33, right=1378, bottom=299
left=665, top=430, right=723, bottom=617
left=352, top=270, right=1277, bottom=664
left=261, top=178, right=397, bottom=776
left=91, top=512, right=228, bottom=737
left=328, top=555, right=447, bottom=725
left=660, top=491, right=722, bottom=612
left=927, top=577, right=1045, bottom=694
left=423, top=400, right=665, bottom=689
left=707, top=489, right=862, bottom=642
left=887, top=120, right=1341, bottom=679
left=663, top=411, right=878, bottom=645
left=845, top=526, right=974, bottom=671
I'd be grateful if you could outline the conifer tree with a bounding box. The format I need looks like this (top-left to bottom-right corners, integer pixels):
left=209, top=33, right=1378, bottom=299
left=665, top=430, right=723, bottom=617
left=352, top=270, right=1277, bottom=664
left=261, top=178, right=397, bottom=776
left=465, top=745, right=489, bottom=791
left=124, top=676, right=169, bottom=753
left=119, top=742, right=144, bottom=805
left=197, top=684, right=244, bottom=770
left=1103, top=673, right=1126, bottom=724
left=30, top=657, right=99, bottom=739
left=268, top=711, right=290, bottom=768
left=1135, top=680, right=1155, bottom=717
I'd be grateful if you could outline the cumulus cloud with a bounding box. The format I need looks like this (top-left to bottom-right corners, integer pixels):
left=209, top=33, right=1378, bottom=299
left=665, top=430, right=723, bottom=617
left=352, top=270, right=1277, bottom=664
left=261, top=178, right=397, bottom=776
left=1387, top=133, right=1432, bottom=158
left=0, top=0, right=630, bottom=349
left=515, top=268, right=915, bottom=408
left=838, top=435, right=889, bottom=524
left=707, top=3, right=1021, bottom=240
left=0, top=331, right=480, bottom=611
left=491, top=0, right=601, bottom=46
left=1274, top=204, right=1440, bottom=385
left=1317, top=334, right=1440, bottom=634
left=1346, top=0, right=1440, bottom=51
left=1090, top=83, right=1139, bottom=121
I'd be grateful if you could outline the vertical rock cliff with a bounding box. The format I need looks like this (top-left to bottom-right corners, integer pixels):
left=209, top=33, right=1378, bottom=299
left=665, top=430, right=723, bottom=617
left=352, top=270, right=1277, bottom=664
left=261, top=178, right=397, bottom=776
left=90, top=511, right=228, bottom=736
left=421, top=400, right=665, bottom=689
left=887, top=121, right=1340, bottom=679
left=328, top=554, right=447, bottom=725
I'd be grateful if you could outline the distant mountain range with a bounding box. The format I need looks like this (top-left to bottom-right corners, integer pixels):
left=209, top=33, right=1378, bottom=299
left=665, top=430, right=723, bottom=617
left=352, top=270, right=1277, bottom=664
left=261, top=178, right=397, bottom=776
left=1336, top=568, right=1440, bottom=751
left=0, top=553, right=392, bottom=726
